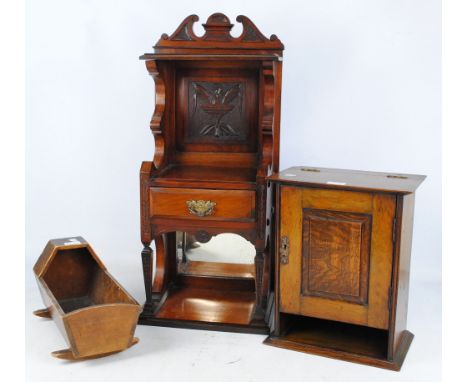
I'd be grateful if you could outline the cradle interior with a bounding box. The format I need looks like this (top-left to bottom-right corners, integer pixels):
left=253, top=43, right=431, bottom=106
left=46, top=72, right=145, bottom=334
left=42, top=247, right=134, bottom=313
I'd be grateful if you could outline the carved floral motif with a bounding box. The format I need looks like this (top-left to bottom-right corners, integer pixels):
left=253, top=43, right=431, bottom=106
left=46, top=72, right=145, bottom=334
left=188, top=81, right=245, bottom=139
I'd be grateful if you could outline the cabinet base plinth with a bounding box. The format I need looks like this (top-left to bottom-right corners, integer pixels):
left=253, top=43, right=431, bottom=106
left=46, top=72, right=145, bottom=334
left=139, top=315, right=268, bottom=334
left=264, top=329, right=413, bottom=371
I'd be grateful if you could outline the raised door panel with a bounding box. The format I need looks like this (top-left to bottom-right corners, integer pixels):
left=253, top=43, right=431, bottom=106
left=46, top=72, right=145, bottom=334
left=279, top=186, right=395, bottom=330
left=301, top=210, right=371, bottom=305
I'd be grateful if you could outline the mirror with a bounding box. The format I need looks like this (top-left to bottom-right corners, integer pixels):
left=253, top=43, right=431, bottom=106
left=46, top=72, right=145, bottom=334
left=176, top=232, right=255, bottom=278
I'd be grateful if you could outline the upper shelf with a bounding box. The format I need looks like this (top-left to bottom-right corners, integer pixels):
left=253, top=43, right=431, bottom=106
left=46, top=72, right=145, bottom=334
left=140, top=13, right=284, bottom=60
left=268, top=166, right=426, bottom=194
left=139, top=53, right=282, bottom=61
left=151, top=164, right=257, bottom=190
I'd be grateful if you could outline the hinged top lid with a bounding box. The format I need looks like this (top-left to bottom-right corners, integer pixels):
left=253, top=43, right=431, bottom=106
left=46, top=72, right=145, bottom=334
left=140, top=13, right=284, bottom=61
left=268, top=166, right=426, bottom=194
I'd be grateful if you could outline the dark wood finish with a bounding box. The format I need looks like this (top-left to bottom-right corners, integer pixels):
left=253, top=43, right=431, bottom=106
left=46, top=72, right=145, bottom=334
left=154, top=165, right=257, bottom=190
left=33, top=237, right=141, bottom=360
left=265, top=167, right=425, bottom=370
left=178, top=261, right=255, bottom=279
left=155, top=287, right=255, bottom=325
left=175, top=62, right=259, bottom=152
left=144, top=271, right=267, bottom=334
left=140, top=14, right=283, bottom=60
left=150, top=187, right=255, bottom=221
left=138, top=13, right=283, bottom=332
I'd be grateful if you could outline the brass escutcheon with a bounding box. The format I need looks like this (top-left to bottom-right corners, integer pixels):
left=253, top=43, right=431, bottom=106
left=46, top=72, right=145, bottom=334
left=280, top=236, right=289, bottom=265
left=186, top=200, right=216, bottom=217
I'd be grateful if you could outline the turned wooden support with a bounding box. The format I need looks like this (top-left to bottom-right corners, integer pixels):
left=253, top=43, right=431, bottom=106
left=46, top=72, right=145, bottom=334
left=181, top=232, right=188, bottom=263
left=253, top=248, right=265, bottom=319
left=141, top=245, right=154, bottom=315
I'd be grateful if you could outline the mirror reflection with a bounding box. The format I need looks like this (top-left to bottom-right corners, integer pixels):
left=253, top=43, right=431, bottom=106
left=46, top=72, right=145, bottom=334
left=176, top=232, right=255, bottom=278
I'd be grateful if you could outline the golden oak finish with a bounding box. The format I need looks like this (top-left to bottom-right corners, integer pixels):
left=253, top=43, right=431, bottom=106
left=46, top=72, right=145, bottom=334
left=301, top=209, right=371, bottom=305
left=268, top=166, right=426, bottom=194
left=389, top=193, right=416, bottom=357
left=33, top=237, right=141, bottom=360
left=264, top=316, right=414, bottom=371
left=279, top=187, right=395, bottom=329
left=265, top=167, right=425, bottom=370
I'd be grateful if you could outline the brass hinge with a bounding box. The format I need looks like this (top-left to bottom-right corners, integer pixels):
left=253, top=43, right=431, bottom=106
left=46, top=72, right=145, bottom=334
left=392, top=218, right=397, bottom=243
left=279, top=236, right=289, bottom=265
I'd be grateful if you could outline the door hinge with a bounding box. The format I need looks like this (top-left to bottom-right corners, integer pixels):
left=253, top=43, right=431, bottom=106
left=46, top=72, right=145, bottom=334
left=392, top=217, right=397, bottom=243
left=388, top=286, right=394, bottom=311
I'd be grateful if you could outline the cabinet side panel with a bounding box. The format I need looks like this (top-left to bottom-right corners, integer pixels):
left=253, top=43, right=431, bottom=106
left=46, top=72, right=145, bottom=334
left=278, top=186, right=303, bottom=315
left=390, top=193, right=415, bottom=357
left=366, top=193, right=395, bottom=329
left=272, top=183, right=281, bottom=336
left=272, top=60, right=282, bottom=172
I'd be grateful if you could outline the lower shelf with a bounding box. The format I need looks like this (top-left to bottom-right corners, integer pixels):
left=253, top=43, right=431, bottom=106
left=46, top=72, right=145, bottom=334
left=140, top=282, right=268, bottom=334
left=158, top=286, right=255, bottom=324
left=264, top=315, right=413, bottom=371
left=178, top=261, right=255, bottom=279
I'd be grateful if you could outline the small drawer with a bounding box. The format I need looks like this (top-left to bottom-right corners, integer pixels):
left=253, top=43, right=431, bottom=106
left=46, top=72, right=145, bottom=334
left=149, top=187, right=256, bottom=221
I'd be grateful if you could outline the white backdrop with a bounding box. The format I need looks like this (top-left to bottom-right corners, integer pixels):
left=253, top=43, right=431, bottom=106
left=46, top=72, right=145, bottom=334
left=26, top=1, right=440, bottom=381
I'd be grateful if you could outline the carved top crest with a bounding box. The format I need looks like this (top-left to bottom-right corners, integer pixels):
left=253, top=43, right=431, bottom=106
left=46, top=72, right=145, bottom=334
left=142, top=13, right=283, bottom=59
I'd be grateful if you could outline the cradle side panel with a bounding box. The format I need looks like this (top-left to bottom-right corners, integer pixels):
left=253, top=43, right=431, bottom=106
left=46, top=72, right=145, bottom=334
left=63, top=304, right=141, bottom=358
left=35, top=277, right=71, bottom=348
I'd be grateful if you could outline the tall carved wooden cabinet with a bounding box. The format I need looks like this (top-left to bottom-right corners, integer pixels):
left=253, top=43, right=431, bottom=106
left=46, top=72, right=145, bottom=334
left=138, top=14, right=283, bottom=332
left=265, top=167, right=425, bottom=370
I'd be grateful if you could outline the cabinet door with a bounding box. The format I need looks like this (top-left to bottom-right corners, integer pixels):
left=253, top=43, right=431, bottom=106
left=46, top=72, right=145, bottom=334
left=279, top=186, right=395, bottom=330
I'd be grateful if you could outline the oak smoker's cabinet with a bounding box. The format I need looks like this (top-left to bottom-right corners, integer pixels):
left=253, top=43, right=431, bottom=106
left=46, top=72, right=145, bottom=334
left=265, top=167, right=425, bottom=370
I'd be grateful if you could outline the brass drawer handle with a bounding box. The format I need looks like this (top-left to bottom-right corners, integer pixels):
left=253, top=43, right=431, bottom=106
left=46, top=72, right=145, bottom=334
left=186, top=200, right=216, bottom=217
left=280, top=236, right=289, bottom=264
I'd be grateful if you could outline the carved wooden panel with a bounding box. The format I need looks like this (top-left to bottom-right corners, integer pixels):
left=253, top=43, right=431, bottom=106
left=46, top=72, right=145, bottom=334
left=150, top=13, right=284, bottom=49
left=187, top=81, right=246, bottom=140
left=176, top=64, right=258, bottom=152
left=301, top=209, right=371, bottom=305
